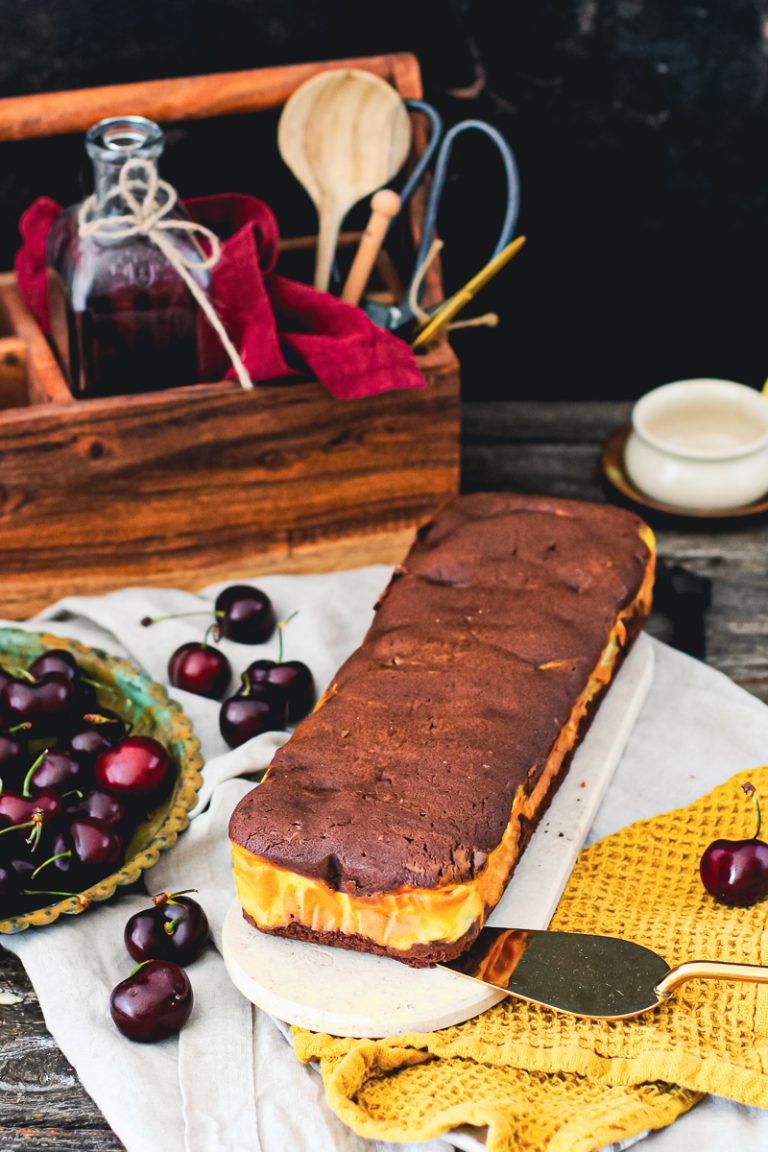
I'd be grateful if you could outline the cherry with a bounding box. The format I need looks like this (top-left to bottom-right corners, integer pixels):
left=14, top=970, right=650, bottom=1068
left=0, top=728, right=30, bottom=779
left=214, top=585, right=275, bottom=644
left=1, top=674, right=76, bottom=732
left=66, top=788, right=126, bottom=827
left=219, top=683, right=288, bottom=748
left=27, top=749, right=87, bottom=793
left=243, top=660, right=315, bottom=722
left=168, top=628, right=231, bottom=700
left=28, top=650, right=79, bottom=683
left=66, top=710, right=128, bottom=767
left=0, top=788, right=62, bottom=830
left=110, top=959, right=193, bottom=1042
left=700, top=782, right=768, bottom=906
left=125, top=891, right=209, bottom=966
left=141, top=583, right=275, bottom=645
left=32, top=817, right=122, bottom=886
left=95, top=736, right=171, bottom=797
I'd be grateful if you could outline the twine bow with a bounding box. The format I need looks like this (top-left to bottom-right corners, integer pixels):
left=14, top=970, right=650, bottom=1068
left=78, top=158, right=253, bottom=390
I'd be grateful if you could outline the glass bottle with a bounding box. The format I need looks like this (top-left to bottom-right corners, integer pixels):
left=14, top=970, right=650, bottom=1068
left=46, top=116, right=209, bottom=399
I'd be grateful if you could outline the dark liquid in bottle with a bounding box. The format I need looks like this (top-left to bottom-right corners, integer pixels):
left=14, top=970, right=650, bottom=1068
left=69, top=294, right=198, bottom=398
left=47, top=213, right=203, bottom=400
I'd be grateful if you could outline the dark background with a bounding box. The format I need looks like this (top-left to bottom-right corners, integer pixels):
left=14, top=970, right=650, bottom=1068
left=1, top=0, right=766, bottom=400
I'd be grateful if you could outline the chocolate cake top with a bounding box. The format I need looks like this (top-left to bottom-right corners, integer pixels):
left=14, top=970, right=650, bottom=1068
left=229, top=493, right=652, bottom=896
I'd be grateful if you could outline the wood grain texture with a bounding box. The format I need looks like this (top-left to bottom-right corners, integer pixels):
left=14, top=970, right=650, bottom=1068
left=0, top=54, right=422, bottom=142
left=3, top=398, right=768, bottom=1150
left=0, top=341, right=460, bottom=617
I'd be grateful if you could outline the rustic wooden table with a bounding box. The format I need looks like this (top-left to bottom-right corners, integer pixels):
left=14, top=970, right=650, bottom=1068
left=2, top=399, right=767, bottom=1150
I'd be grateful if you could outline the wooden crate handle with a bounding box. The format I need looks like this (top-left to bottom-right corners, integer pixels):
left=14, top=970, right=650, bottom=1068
left=0, top=53, right=423, bottom=141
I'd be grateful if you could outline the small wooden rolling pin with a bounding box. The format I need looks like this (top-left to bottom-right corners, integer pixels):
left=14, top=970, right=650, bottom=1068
left=341, top=189, right=401, bottom=305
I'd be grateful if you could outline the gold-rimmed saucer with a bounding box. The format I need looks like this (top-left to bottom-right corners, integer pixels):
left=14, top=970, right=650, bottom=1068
left=602, top=426, right=768, bottom=520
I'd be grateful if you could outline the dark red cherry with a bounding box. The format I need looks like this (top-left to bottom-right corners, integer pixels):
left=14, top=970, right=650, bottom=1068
left=0, top=731, right=29, bottom=779
left=0, top=788, right=62, bottom=828
left=700, top=782, right=768, bottom=906
left=66, top=788, right=126, bottom=827
left=95, top=736, right=171, bottom=797
left=33, top=817, right=122, bottom=886
left=215, top=585, right=276, bottom=644
left=125, top=892, right=209, bottom=966
left=28, top=650, right=79, bottom=683
left=67, top=713, right=126, bottom=768
left=219, top=684, right=288, bottom=748
left=110, top=959, right=193, bottom=1042
left=1, top=674, right=76, bottom=731
left=28, top=749, right=87, bottom=792
left=700, top=840, right=768, bottom=906
left=68, top=816, right=122, bottom=868
left=168, top=641, right=231, bottom=700
left=243, top=659, right=315, bottom=722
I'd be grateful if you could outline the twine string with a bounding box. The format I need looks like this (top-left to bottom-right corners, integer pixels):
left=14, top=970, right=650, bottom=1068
left=78, top=158, right=253, bottom=390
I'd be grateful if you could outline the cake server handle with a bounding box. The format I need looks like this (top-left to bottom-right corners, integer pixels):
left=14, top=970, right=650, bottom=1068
left=654, top=958, right=768, bottom=998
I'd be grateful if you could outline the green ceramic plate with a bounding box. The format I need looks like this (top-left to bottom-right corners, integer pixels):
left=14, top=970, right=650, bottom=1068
left=0, top=627, right=204, bottom=933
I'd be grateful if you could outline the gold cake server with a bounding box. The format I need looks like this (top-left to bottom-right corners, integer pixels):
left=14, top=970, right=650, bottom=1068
left=440, top=927, right=768, bottom=1020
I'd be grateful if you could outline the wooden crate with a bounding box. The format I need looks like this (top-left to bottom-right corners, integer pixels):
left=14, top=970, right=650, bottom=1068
left=0, top=54, right=460, bottom=618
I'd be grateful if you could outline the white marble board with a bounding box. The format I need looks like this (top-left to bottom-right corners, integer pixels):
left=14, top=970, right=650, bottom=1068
left=222, top=634, right=654, bottom=1038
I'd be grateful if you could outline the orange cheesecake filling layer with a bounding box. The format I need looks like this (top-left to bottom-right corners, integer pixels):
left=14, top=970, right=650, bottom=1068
left=232, top=526, right=655, bottom=954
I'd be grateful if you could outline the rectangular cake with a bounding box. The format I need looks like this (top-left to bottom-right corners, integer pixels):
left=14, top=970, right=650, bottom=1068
left=229, top=493, right=655, bottom=966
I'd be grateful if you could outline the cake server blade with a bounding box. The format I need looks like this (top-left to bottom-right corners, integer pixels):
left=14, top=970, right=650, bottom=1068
left=439, top=927, right=768, bottom=1020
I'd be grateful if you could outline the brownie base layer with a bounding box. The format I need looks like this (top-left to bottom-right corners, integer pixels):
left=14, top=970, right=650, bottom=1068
left=242, top=601, right=648, bottom=968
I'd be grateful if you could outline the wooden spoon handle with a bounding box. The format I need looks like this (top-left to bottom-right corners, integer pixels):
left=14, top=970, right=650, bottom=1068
left=340, top=189, right=401, bottom=306
left=314, top=199, right=348, bottom=293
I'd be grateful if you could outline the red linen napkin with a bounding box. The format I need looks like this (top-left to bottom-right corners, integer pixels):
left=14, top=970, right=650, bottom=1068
left=15, top=192, right=424, bottom=399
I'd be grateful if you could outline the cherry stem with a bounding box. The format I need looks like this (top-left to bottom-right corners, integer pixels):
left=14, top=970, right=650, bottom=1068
left=31, top=849, right=71, bottom=879
left=141, top=610, right=212, bottom=627
left=128, top=959, right=153, bottom=978
left=164, top=913, right=186, bottom=935
left=82, top=712, right=134, bottom=735
left=202, top=623, right=220, bottom=649
left=152, top=888, right=198, bottom=906
left=22, top=750, right=49, bottom=798
left=276, top=611, right=299, bottom=665
left=0, top=818, right=36, bottom=837
left=23, top=888, right=78, bottom=898
left=62, top=789, right=84, bottom=800
left=26, top=812, right=44, bottom=851
left=241, top=671, right=251, bottom=695
left=746, top=783, right=764, bottom=838
left=7, top=722, right=32, bottom=735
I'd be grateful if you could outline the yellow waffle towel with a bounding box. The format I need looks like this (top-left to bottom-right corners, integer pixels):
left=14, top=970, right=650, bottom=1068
left=293, top=769, right=768, bottom=1150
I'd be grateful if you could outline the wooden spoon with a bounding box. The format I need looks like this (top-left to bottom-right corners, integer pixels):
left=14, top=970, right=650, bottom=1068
left=278, top=69, right=411, bottom=292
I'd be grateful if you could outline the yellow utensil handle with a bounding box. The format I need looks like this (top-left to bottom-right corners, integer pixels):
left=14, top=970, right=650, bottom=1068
left=655, top=958, right=768, bottom=999
left=412, top=235, right=526, bottom=350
